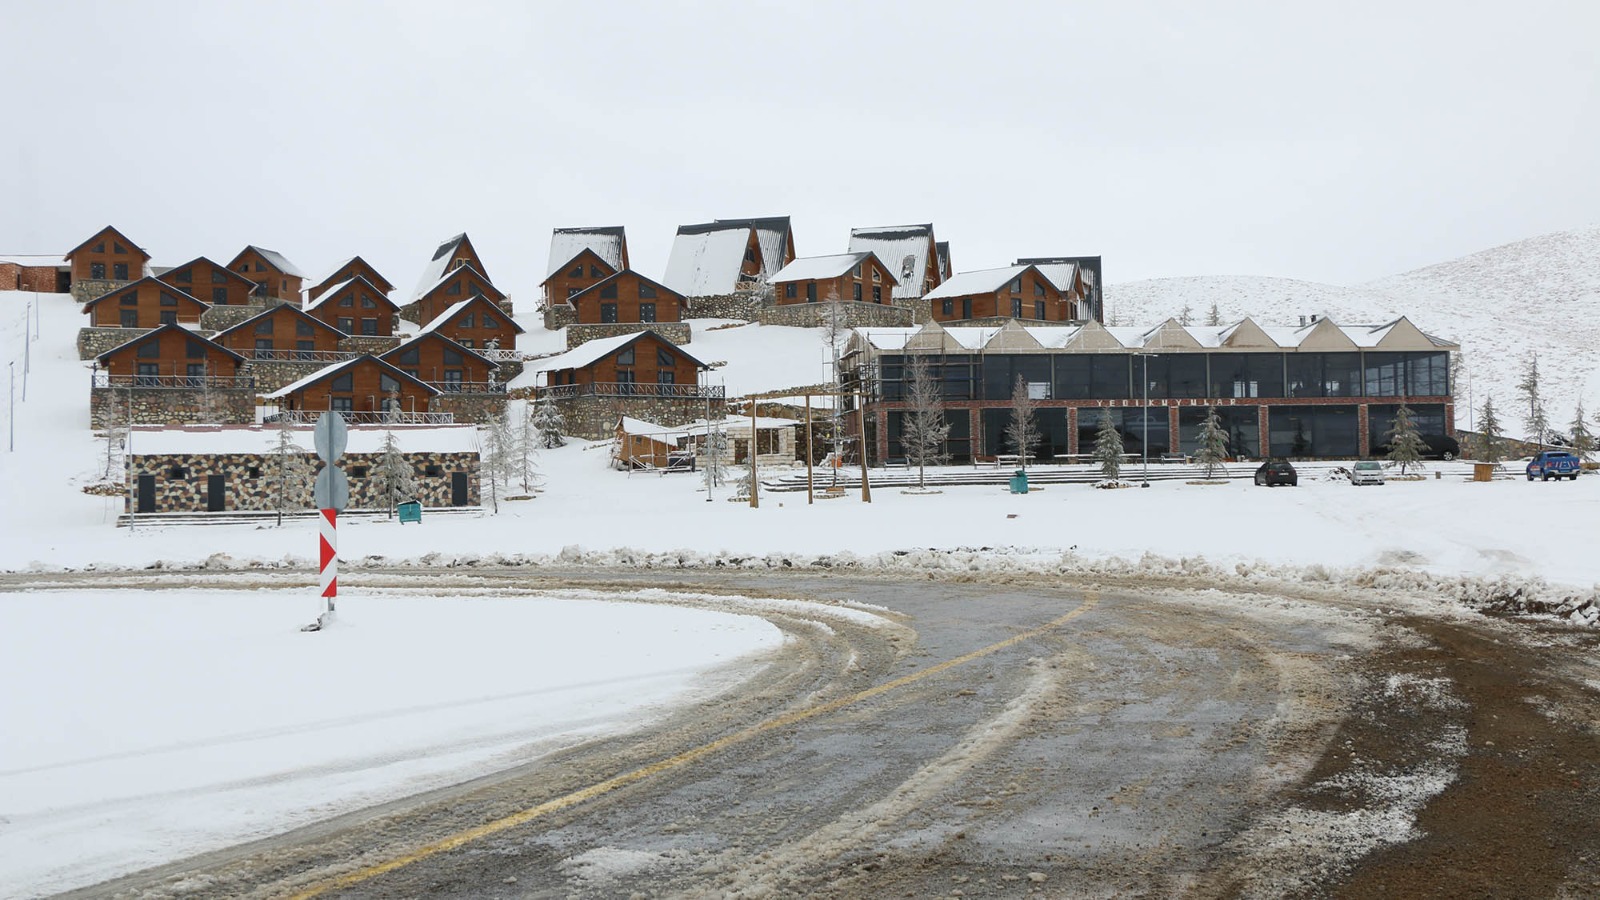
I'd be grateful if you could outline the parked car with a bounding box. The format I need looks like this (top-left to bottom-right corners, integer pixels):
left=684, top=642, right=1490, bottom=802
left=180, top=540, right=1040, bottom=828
left=1374, top=434, right=1460, bottom=461
left=1254, top=460, right=1298, bottom=487
left=1526, top=450, right=1582, bottom=481
left=1349, top=460, right=1386, bottom=485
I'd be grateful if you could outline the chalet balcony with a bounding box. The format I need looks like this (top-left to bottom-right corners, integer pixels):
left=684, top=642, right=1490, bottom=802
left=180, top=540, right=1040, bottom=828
left=246, top=348, right=358, bottom=363
left=266, top=410, right=456, bottom=426
left=477, top=348, right=522, bottom=363
left=431, top=380, right=507, bottom=394
left=93, top=372, right=256, bottom=391
left=537, top=382, right=725, bottom=401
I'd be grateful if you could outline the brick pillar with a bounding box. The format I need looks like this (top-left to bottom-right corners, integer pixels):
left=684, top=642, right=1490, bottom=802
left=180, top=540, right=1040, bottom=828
left=1067, top=407, right=1079, bottom=456
left=876, top=409, right=889, bottom=462
left=1357, top=404, right=1370, bottom=458
left=1167, top=404, right=1181, bottom=451
left=971, top=408, right=983, bottom=458
left=1258, top=406, right=1271, bottom=458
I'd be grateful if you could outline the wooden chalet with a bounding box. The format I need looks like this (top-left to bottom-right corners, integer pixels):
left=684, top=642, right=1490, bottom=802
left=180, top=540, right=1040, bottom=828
left=847, top=224, right=944, bottom=300
left=211, top=303, right=348, bottom=361
left=412, top=263, right=505, bottom=326
left=613, top=416, right=690, bottom=470
left=303, top=274, right=401, bottom=336
left=662, top=216, right=795, bottom=296
left=382, top=333, right=501, bottom=392
left=566, top=270, right=685, bottom=324
left=410, top=233, right=491, bottom=304
left=65, top=225, right=150, bottom=284
left=1018, top=255, right=1103, bottom=322
left=769, top=252, right=897, bottom=306
left=923, top=264, right=1070, bottom=323
left=94, top=323, right=246, bottom=380
left=158, top=256, right=259, bottom=306
left=542, top=226, right=628, bottom=307
left=419, top=293, right=525, bottom=350
left=536, top=331, right=709, bottom=397
left=228, top=245, right=306, bottom=302
left=83, top=277, right=209, bottom=328
left=268, top=355, right=441, bottom=422
left=306, top=256, right=395, bottom=303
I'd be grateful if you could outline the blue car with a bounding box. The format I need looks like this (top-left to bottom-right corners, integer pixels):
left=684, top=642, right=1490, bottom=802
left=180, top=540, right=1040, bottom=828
left=1527, top=450, right=1581, bottom=481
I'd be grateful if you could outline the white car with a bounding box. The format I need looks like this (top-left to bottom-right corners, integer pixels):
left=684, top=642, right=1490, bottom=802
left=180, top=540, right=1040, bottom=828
left=1350, top=460, right=1386, bottom=485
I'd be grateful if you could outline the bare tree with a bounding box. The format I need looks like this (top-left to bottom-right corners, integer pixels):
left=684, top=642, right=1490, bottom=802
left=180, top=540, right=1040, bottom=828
left=820, top=302, right=850, bottom=481
left=1005, top=375, right=1040, bottom=471
left=901, top=356, right=950, bottom=489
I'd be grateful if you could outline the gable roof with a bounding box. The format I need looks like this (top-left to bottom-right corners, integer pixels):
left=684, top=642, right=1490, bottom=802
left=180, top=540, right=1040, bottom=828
left=923, top=265, right=1038, bottom=301
left=229, top=246, right=306, bottom=279
left=1029, top=262, right=1079, bottom=295
left=530, top=330, right=708, bottom=375
left=95, top=323, right=245, bottom=363
left=769, top=252, right=896, bottom=284
left=567, top=270, right=684, bottom=308
left=411, top=233, right=487, bottom=301
left=848, top=225, right=935, bottom=299
left=309, top=255, right=394, bottom=295
left=211, top=303, right=347, bottom=342
left=266, top=355, right=441, bottom=399
left=547, top=226, right=627, bottom=278
left=616, top=415, right=687, bottom=441
left=82, top=276, right=209, bottom=311
left=381, top=331, right=500, bottom=369
left=65, top=225, right=150, bottom=262
left=540, top=247, right=620, bottom=287
left=419, top=294, right=526, bottom=334
left=414, top=261, right=505, bottom=305
left=303, top=274, right=402, bottom=312
left=159, top=255, right=257, bottom=290
left=662, top=227, right=754, bottom=296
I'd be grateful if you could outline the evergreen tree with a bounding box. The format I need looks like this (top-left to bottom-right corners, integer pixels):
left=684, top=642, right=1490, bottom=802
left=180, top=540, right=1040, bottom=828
left=1193, top=405, right=1229, bottom=479
left=480, top=412, right=516, bottom=513
left=702, top=419, right=728, bottom=492
left=531, top=396, right=567, bottom=448
left=1517, top=351, right=1548, bottom=449
left=1205, top=302, right=1222, bottom=327
left=1178, top=303, right=1194, bottom=326
left=269, top=415, right=314, bottom=525
left=1478, top=395, right=1504, bottom=463
left=901, top=356, right=950, bottom=489
left=1005, top=376, right=1039, bottom=471
left=371, top=430, right=418, bottom=519
left=1385, top=403, right=1427, bottom=475
left=513, top=400, right=540, bottom=493
left=1093, top=409, right=1124, bottom=481
left=1570, top=398, right=1596, bottom=464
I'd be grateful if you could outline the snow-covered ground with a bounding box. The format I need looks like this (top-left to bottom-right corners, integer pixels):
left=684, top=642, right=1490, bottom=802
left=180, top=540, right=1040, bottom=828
left=0, top=587, right=785, bottom=897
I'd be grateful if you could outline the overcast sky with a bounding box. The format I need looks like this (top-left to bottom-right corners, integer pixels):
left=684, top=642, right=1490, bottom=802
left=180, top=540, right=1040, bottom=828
left=3, top=1, right=1596, bottom=302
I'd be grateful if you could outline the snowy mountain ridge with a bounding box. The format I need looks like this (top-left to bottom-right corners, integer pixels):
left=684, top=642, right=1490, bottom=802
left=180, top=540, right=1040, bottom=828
left=1105, top=224, right=1600, bottom=434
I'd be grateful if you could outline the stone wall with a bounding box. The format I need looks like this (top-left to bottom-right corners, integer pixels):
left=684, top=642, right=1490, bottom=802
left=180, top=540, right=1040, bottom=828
left=92, top=385, right=256, bottom=428
left=246, top=359, right=341, bottom=394
left=564, top=322, right=692, bottom=349
left=684, top=293, right=762, bottom=321
left=78, top=326, right=156, bottom=360
left=199, top=304, right=269, bottom=331
left=0, top=263, right=63, bottom=293
left=543, top=304, right=577, bottom=330
left=126, top=450, right=481, bottom=512
left=432, top=392, right=509, bottom=424
left=756, top=302, right=912, bottom=329
left=72, top=279, right=134, bottom=303
left=554, top=395, right=715, bottom=440
left=340, top=335, right=402, bottom=356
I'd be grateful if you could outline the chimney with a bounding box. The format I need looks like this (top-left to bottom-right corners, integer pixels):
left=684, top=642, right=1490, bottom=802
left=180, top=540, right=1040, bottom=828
left=1299, top=315, right=1307, bottom=326
left=1310, top=314, right=1319, bottom=323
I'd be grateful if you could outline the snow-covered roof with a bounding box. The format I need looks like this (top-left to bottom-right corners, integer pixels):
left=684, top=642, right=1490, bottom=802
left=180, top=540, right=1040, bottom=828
left=662, top=228, right=753, bottom=296
left=413, top=261, right=501, bottom=304
left=128, top=425, right=479, bottom=455
left=81, top=276, right=209, bottom=310
left=847, top=225, right=934, bottom=300
left=616, top=416, right=686, bottom=441
left=242, top=246, right=306, bottom=279
left=410, top=233, right=485, bottom=301
left=529, top=332, right=662, bottom=374
left=211, top=303, right=344, bottom=341
left=852, top=316, right=1458, bottom=354
left=678, top=415, right=799, bottom=435
left=94, top=323, right=244, bottom=363
left=0, top=254, right=66, bottom=267
left=383, top=331, right=500, bottom=369
left=1031, top=262, right=1079, bottom=294
left=266, top=356, right=440, bottom=399
left=418, top=295, right=526, bottom=335
left=547, top=227, right=626, bottom=278
left=769, top=252, right=879, bottom=283
left=922, top=265, right=1032, bottom=301
left=312, top=256, right=357, bottom=288
left=302, top=275, right=399, bottom=312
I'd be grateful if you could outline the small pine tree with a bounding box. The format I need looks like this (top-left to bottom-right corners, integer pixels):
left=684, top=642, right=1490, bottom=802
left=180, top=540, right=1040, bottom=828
left=1178, top=303, right=1193, bottom=326
left=1205, top=302, right=1222, bottom=327
left=1518, top=352, right=1548, bottom=449
left=372, top=430, right=418, bottom=519
left=1570, top=399, right=1595, bottom=464
left=270, top=416, right=314, bottom=525
left=1478, top=396, right=1503, bottom=463
left=480, top=412, right=516, bottom=513
left=1193, top=405, right=1229, bottom=479
left=901, top=356, right=950, bottom=489
left=531, top=396, right=567, bottom=449
left=1385, top=403, right=1427, bottom=475
left=513, top=401, right=540, bottom=493
left=1093, top=409, right=1124, bottom=482
left=1005, top=376, right=1040, bottom=471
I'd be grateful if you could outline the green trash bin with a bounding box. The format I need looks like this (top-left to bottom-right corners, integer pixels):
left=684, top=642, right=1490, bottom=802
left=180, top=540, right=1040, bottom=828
left=398, top=501, right=422, bottom=524
left=1009, top=469, right=1029, bottom=494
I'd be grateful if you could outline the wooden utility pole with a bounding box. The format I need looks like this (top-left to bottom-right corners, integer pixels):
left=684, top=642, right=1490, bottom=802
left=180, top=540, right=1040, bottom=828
left=748, top=397, right=759, bottom=508
left=856, top=391, right=872, bottom=503
left=804, top=393, right=814, bottom=504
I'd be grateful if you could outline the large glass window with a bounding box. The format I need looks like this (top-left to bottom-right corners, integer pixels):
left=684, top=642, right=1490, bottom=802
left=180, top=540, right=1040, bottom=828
left=888, top=408, right=971, bottom=463
left=1178, top=406, right=1260, bottom=458
left=982, top=355, right=1052, bottom=400
left=1368, top=403, right=1448, bottom=455
left=1267, top=405, right=1360, bottom=458
left=1141, top=354, right=1208, bottom=399
left=1286, top=353, right=1360, bottom=398
left=1209, top=353, right=1284, bottom=399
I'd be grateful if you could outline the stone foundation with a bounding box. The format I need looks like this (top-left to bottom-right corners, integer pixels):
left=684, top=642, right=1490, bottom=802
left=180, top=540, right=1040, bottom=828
left=199, top=304, right=269, bottom=331
left=756, top=302, right=912, bottom=329
left=78, top=326, right=156, bottom=360
left=432, top=392, right=510, bottom=424
left=245, top=359, right=345, bottom=394
left=684, top=293, right=762, bottom=321
left=126, top=450, right=481, bottom=512
left=340, top=335, right=402, bottom=356
left=565, top=322, right=692, bottom=349
left=554, top=395, right=716, bottom=440
left=543, top=304, right=578, bottom=330
left=92, top=386, right=256, bottom=428
left=72, top=279, right=134, bottom=303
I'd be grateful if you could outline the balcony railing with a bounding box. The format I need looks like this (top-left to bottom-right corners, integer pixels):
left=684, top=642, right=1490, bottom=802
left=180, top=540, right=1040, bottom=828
left=246, top=348, right=357, bottom=363
left=538, top=382, right=725, bottom=401
left=477, top=348, right=522, bottom=362
left=266, top=410, right=456, bottom=425
left=431, top=380, right=507, bottom=394
left=93, top=372, right=256, bottom=390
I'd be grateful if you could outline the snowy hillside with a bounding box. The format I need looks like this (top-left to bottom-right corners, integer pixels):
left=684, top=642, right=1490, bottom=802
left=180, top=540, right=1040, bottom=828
left=1105, top=225, right=1600, bottom=435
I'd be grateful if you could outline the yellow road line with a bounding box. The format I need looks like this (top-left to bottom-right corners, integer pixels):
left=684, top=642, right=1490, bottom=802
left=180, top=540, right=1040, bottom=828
left=289, top=592, right=1098, bottom=898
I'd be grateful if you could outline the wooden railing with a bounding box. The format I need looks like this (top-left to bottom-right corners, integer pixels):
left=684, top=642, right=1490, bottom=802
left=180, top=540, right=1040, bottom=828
left=266, top=410, right=456, bottom=425
left=246, top=348, right=358, bottom=363
left=537, top=382, right=725, bottom=400
left=93, top=372, right=256, bottom=390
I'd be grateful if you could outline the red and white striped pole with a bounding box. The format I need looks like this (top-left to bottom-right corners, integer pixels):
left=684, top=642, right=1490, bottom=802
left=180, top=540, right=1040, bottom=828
left=319, top=508, right=338, bottom=610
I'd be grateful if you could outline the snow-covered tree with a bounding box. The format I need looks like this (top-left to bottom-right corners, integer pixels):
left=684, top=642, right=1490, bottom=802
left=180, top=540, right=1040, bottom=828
left=1385, top=403, right=1427, bottom=475
left=269, top=415, right=314, bottom=525
left=371, top=430, right=417, bottom=519
left=1478, top=395, right=1504, bottom=463
left=901, top=356, right=949, bottom=489
left=701, top=419, right=728, bottom=493
left=102, top=392, right=129, bottom=479
left=480, top=412, right=516, bottom=513
left=1093, top=409, right=1123, bottom=481
left=196, top=375, right=228, bottom=424
left=1193, top=405, right=1229, bottom=479
left=512, top=401, right=540, bottom=493
left=1205, top=302, right=1222, bottom=327
left=531, top=395, right=567, bottom=449
left=1005, top=376, right=1039, bottom=471
left=1570, top=398, right=1595, bottom=464
left=1517, top=352, right=1548, bottom=449
left=1178, top=303, right=1193, bottom=326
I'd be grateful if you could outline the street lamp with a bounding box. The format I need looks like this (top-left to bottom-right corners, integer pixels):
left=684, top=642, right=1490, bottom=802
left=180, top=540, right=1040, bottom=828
left=1132, top=352, right=1151, bottom=487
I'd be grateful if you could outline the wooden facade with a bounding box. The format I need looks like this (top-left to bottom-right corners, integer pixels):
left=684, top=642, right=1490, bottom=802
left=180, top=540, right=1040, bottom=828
left=212, top=305, right=346, bottom=358
left=273, top=357, right=438, bottom=415
left=84, top=278, right=209, bottom=328
left=422, top=294, right=524, bottom=350
left=542, top=249, right=618, bottom=308
left=160, top=256, right=258, bottom=306
left=774, top=255, right=898, bottom=306
left=306, top=256, right=394, bottom=303
left=927, top=267, right=1070, bottom=323
left=305, top=275, right=400, bottom=336
left=228, top=246, right=304, bottom=302
left=545, top=332, right=704, bottom=389
left=382, top=334, right=499, bottom=387
left=65, top=226, right=149, bottom=283
left=414, top=264, right=505, bottom=326
left=96, top=325, right=244, bottom=378
left=570, top=271, right=685, bottom=325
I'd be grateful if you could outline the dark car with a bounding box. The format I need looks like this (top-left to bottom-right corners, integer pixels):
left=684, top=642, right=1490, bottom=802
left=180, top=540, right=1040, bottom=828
left=1254, top=460, right=1298, bottom=487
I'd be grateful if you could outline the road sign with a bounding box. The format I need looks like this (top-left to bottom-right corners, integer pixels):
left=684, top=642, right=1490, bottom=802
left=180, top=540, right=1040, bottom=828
left=314, top=411, right=348, bottom=463
left=314, top=465, right=350, bottom=512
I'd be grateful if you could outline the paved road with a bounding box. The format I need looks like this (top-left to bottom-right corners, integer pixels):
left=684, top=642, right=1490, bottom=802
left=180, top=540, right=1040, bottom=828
left=46, top=568, right=1600, bottom=898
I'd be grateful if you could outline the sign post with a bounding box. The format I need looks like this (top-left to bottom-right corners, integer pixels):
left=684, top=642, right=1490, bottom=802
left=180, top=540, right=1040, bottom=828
left=306, top=412, right=349, bottom=632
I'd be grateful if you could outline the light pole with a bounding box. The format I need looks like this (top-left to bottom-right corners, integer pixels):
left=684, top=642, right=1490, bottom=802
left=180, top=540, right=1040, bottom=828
left=1135, top=352, right=1151, bottom=487
left=8, top=361, right=14, bottom=452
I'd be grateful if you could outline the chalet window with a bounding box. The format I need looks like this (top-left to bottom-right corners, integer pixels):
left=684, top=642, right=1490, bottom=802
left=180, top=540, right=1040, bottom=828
left=186, top=363, right=206, bottom=381
left=120, top=292, right=138, bottom=305
left=1033, top=281, right=1046, bottom=297
left=615, top=369, right=636, bottom=393
left=424, top=464, right=443, bottom=477
left=174, top=268, right=192, bottom=283
left=253, top=338, right=273, bottom=353
left=658, top=370, right=675, bottom=385
left=806, top=283, right=817, bottom=303
left=600, top=303, right=618, bottom=323
left=296, top=340, right=314, bottom=357
left=443, top=347, right=463, bottom=365
left=657, top=348, right=674, bottom=367
left=1035, top=301, right=1046, bottom=319
left=212, top=270, right=227, bottom=283
left=346, top=464, right=367, bottom=477
left=482, top=313, right=498, bottom=328
left=120, top=309, right=138, bottom=327
left=638, top=283, right=656, bottom=299
left=338, top=294, right=354, bottom=307
left=447, top=280, right=462, bottom=295
left=169, top=465, right=188, bottom=479
left=1009, top=278, right=1021, bottom=294
left=569, top=264, right=583, bottom=277
left=360, top=318, right=378, bottom=336
left=296, top=320, right=313, bottom=336
left=853, top=284, right=862, bottom=301
left=469, top=282, right=484, bottom=298
left=639, top=303, right=656, bottom=322
left=744, top=248, right=755, bottom=263
left=852, top=262, right=862, bottom=277
left=331, top=397, right=353, bottom=411
left=280, top=279, right=287, bottom=292
left=873, top=286, right=882, bottom=303
left=398, top=347, right=420, bottom=365
left=785, top=283, right=797, bottom=298
left=1012, top=298, right=1023, bottom=318
left=380, top=374, right=400, bottom=393
left=212, top=287, right=227, bottom=303
left=459, top=313, right=475, bottom=328
left=567, top=288, right=579, bottom=297
left=159, top=311, right=177, bottom=325
left=255, top=262, right=266, bottom=272
left=337, top=317, right=354, bottom=333
left=112, top=263, right=129, bottom=280
left=93, top=242, right=105, bottom=253
left=600, top=284, right=618, bottom=300
left=137, top=339, right=160, bottom=358
left=136, top=362, right=160, bottom=383
left=186, top=340, right=206, bottom=359
left=91, top=263, right=106, bottom=279
left=872, top=269, right=881, bottom=282
left=442, top=369, right=463, bottom=388
left=617, top=347, right=635, bottom=365
left=254, top=318, right=274, bottom=334
left=159, top=292, right=179, bottom=307
left=589, top=265, right=604, bottom=278
left=942, top=298, right=953, bottom=317
left=331, top=373, right=353, bottom=392
left=113, top=242, right=126, bottom=254
left=360, top=295, right=376, bottom=309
